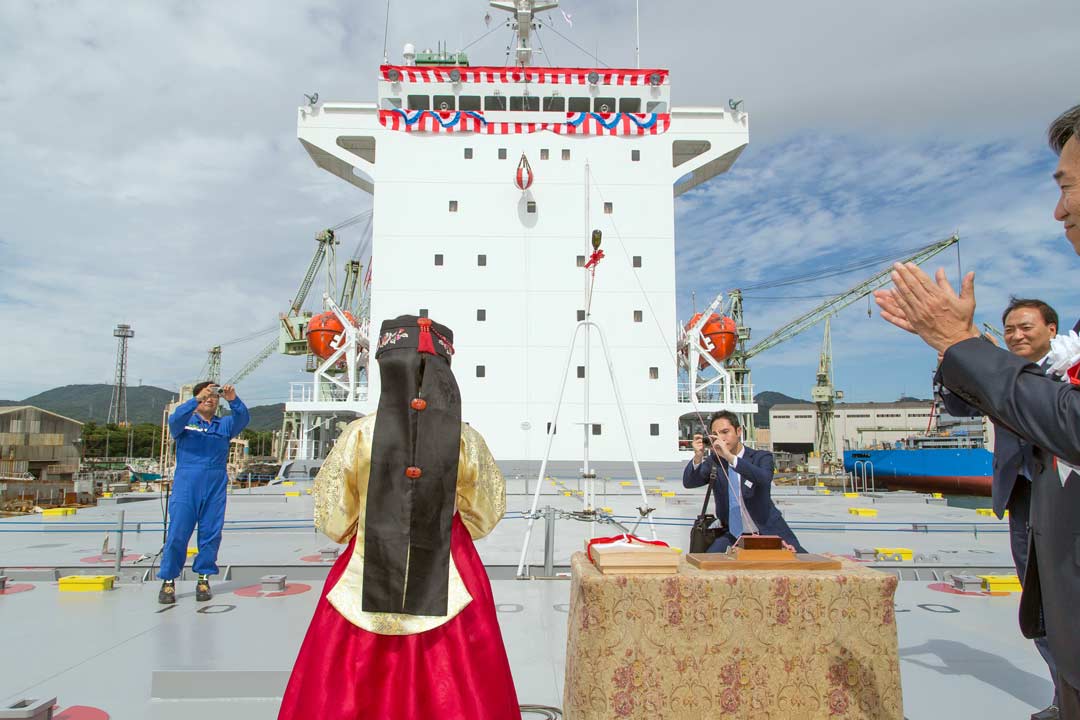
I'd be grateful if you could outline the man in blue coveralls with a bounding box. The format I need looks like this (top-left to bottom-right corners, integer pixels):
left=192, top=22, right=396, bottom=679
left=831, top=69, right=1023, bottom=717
left=158, top=381, right=249, bottom=604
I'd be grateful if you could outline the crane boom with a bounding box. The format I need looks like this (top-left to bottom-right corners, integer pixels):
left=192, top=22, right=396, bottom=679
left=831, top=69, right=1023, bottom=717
left=743, top=234, right=959, bottom=360
left=226, top=338, right=277, bottom=386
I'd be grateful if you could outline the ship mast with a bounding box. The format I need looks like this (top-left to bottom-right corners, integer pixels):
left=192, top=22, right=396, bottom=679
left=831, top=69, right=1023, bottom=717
left=489, top=0, right=559, bottom=66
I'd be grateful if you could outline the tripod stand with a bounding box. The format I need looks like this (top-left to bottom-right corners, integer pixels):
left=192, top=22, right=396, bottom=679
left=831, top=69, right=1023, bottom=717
left=516, top=231, right=656, bottom=578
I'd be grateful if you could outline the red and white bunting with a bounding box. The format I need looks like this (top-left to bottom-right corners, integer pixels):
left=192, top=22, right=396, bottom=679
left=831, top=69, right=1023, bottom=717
left=380, top=65, right=669, bottom=86
left=377, top=110, right=671, bottom=136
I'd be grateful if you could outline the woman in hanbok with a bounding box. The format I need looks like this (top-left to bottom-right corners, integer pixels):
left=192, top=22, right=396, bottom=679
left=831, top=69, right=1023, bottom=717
left=278, top=315, right=520, bottom=719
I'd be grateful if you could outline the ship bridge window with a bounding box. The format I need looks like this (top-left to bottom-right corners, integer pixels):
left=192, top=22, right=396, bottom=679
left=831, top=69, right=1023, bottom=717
left=647, top=101, right=668, bottom=113
left=540, top=148, right=549, bottom=160
left=847, top=414, right=871, bottom=418
left=406, top=94, right=430, bottom=110
left=433, top=95, right=456, bottom=111
left=498, top=148, right=507, bottom=160
left=633, top=255, right=642, bottom=267
left=795, top=414, right=813, bottom=419
left=594, top=97, right=616, bottom=113
left=592, top=424, right=602, bottom=435
left=773, top=415, right=791, bottom=419
left=650, top=423, right=660, bottom=436
left=568, top=97, right=590, bottom=113
left=510, top=96, right=540, bottom=112
left=543, top=96, right=565, bottom=112
left=459, top=95, right=481, bottom=111
left=477, top=254, right=487, bottom=266
left=649, top=367, right=659, bottom=379
left=576, top=255, right=586, bottom=267
left=484, top=95, right=507, bottom=111
left=464, top=148, right=473, bottom=159
left=619, top=97, right=642, bottom=113
left=562, top=149, right=571, bottom=160
left=380, top=97, right=402, bottom=110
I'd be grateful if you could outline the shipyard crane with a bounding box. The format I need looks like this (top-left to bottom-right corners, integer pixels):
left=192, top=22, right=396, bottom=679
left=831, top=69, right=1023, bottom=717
left=198, top=346, right=222, bottom=384
left=339, top=259, right=363, bottom=315
left=811, top=317, right=842, bottom=472
left=726, top=234, right=960, bottom=395
left=224, top=229, right=340, bottom=386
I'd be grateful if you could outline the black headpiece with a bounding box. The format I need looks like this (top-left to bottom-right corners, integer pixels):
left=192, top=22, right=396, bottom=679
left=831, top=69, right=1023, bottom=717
left=363, top=314, right=461, bottom=616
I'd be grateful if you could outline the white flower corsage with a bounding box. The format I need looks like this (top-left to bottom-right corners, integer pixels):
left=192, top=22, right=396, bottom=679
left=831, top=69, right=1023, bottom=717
left=1047, top=330, right=1080, bottom=385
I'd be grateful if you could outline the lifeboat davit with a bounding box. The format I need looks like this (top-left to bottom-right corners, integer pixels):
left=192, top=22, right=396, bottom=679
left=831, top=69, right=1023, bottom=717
left=685, top=313, right=737, bottom=367
left=306, top=311, right=358, bottom=360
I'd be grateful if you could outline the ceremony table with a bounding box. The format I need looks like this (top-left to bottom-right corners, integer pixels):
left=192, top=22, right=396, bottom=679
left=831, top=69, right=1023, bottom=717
left=563, top=551, right=903, bottom=719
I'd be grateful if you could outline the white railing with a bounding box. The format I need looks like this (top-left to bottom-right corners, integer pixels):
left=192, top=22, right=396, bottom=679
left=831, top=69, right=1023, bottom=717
left=676, top=382, right=755, bottom=405
left=289, top=381, right=368, bottom=403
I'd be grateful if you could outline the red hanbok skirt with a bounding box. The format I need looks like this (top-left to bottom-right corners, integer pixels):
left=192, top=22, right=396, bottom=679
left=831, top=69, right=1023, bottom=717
left=278, top=513, right=520, bottom=719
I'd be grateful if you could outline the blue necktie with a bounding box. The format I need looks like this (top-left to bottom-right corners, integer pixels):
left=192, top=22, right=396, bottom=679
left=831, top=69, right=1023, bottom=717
left=726, top=465, right=743, bottom=538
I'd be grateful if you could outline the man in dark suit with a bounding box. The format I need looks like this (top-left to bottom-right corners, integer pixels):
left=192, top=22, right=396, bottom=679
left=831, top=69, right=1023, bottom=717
left=683, top=410, right=806, bottom=553
left=938, top=298, right=1061, bottom=718
left=874, top=104, right=1080, bottom=719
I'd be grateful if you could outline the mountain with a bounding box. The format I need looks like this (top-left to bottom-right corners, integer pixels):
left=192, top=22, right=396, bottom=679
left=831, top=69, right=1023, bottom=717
left=13, top=384, right=178, bottom=424
left=754, top=391, right=810, bottom=428
left=1, top=384, right=286, bottom=429
left=246, top=403, right=285, bottom=431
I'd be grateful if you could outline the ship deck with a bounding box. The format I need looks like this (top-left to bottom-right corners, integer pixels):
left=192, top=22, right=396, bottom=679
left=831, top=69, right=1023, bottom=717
left=0, top=463, right=1054, bottom=719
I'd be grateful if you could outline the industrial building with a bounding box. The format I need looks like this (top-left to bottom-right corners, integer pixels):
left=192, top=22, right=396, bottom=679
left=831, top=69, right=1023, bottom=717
left=769, top=401, right=939, bottom=457
left=0, top=406, right=83, bottom=507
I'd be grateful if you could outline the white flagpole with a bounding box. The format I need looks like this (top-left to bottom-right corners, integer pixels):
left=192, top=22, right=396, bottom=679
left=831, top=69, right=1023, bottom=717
left=635, top=0, right=640, bottom=68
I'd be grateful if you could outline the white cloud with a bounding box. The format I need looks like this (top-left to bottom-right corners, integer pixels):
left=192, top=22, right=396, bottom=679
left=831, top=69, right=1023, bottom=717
left=0, top=0, right=1075, bottom=406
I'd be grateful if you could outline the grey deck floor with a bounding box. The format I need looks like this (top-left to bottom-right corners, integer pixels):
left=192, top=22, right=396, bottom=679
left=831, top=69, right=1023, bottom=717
left=0, top=477, right=1051, bottom=719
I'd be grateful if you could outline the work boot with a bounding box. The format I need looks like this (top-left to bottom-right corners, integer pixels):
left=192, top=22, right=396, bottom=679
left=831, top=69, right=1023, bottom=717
left=158, top=580, right=176, bottom=605
left=195, top=574, right=212, bottom=602
left=1031, top=705, right=1059, bottom=720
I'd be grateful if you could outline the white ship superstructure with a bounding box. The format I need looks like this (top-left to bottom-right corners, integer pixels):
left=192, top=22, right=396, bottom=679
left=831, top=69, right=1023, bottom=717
left=293, top=1, right=752, bottom=462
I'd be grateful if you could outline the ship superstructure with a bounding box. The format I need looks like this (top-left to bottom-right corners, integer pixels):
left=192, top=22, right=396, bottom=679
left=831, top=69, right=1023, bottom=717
left=292, top=0, right=752, bottom=462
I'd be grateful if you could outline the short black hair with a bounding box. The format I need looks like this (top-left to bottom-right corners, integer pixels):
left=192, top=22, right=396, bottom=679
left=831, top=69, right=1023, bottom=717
left=1001, top=297, right=1059, bottom=329
left=193, top=381, right=214, bottom=398
left=708, top=410, right=741, bottom=431
left=1048, top=104, right=1080, bottom=156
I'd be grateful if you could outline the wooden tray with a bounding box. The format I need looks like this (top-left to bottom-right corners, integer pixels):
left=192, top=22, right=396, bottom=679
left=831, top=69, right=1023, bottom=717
left=590, top=543, right=681, bottom=574
left=686, top=552, right=843, bottom=571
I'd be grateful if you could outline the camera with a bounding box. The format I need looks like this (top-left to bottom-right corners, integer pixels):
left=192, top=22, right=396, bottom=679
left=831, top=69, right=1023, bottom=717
left=212, top=386, right=225, bottom=396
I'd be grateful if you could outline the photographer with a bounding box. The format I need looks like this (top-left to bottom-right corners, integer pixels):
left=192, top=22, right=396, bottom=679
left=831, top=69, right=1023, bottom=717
left=158, top=381, right=249, bottom=604
left=683, top=410, right=805, bottom=553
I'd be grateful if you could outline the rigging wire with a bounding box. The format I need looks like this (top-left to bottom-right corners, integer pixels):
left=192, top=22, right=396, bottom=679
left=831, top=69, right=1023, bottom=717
left=586, top=170, right=713, bottom=439
left=534, top=17, right=611, bottom=67
left=534, top=21, right=553, bottom=67
left=381, top=0, right=392, bottom=62
left=460, top=18, right=510, bottom=53
left=737, top=242, right=948, bottom=292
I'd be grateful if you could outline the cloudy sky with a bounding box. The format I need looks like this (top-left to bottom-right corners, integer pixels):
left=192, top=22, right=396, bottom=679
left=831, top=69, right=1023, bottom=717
left=1, top=0, right=1076, bottom=406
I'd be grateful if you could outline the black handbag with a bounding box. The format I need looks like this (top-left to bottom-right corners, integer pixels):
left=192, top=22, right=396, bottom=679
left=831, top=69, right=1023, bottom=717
left=689, top=463, right=720, bottom=553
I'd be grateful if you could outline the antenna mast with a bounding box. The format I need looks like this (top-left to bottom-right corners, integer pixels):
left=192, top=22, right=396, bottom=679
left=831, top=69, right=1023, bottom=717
left=108, top=324, right=135, bottom=426
left=489, top=0, right=559, bottom=66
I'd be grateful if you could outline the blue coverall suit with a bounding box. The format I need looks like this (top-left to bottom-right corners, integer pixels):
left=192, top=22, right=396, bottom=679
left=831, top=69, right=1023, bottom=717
left=158, top=395, right=250, bottom=580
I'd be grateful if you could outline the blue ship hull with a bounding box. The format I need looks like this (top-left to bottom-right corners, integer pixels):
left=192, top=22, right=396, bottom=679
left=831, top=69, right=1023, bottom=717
left=843, top=447, right=992, bottom=495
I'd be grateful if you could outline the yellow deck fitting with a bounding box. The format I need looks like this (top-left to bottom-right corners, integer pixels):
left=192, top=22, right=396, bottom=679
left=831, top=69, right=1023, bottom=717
left=619, top=481, right=634, bottom=487
left=563, top=491, right=572, bottom=497
left=305, top=488, right=313, bottom=495
left=975, top=508, right=1005, bottom=518
left=843, top=493, right=859, bottom=498
left=932, top=492, right=944, bottom=499
left=42, top=508, right=76, bottom=517
left=815, top=481, right=825, bottom=487
left=655, top=476, right=665, bottom=481
left=59, top=575, right=116, bottom=592
left=661, top=491, right=676, bottom=497
left=848, top=507, right=878, bottom=517
left=281, top=481, right=295, bottom=486
left=285, top=491, right=301, bottom=497
left=875, top=547, right=913, bottom=561
left=820, top=489, right=832, bottom=495
left=102, top=492, right=113, bottom=498
left=601, top=507, right=613, bottom=513
left=980, top=575, right=1022, bottom=593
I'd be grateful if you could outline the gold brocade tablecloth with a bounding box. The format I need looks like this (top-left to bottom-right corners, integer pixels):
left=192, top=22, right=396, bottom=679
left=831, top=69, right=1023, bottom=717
left=563, top=552, right=902, bottom=720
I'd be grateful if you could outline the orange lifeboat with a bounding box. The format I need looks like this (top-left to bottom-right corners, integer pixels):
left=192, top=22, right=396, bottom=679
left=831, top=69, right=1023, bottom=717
left=306, top=311, right=358, bottom=360
left=685, top=313, right=737, bottom=367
